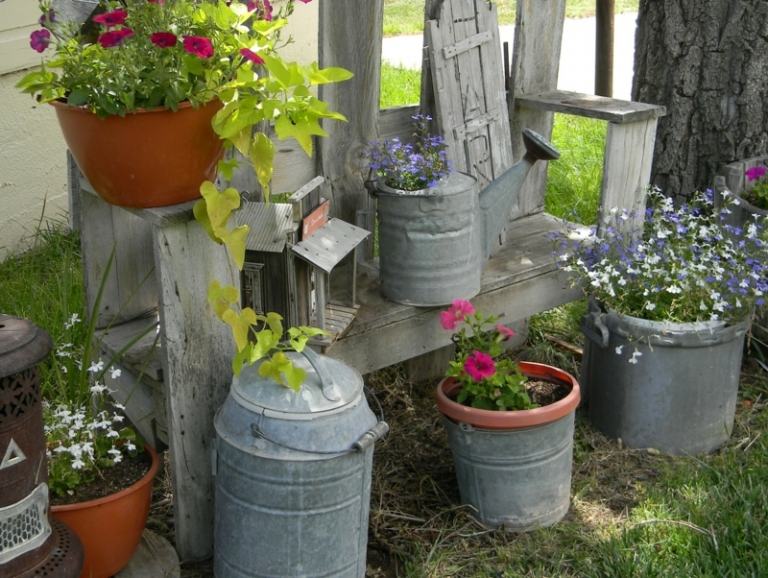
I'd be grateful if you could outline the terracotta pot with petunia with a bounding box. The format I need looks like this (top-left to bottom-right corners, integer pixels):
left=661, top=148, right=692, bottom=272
left=434, top=300, right=580, bottom=531
left=18, top=0, right=349, bottom=208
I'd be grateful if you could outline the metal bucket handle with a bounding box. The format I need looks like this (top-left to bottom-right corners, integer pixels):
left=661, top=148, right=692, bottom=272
left=582, top=310, right=610, bottom=348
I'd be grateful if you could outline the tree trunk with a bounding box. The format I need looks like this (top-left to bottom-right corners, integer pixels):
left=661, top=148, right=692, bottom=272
left=633, top=0, right=768, bottom=197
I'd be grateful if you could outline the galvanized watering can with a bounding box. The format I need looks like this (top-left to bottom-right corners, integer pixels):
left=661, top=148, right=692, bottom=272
left=213, top=347, right=388, bottom=578
left=370, top=128, right=560, bottom=306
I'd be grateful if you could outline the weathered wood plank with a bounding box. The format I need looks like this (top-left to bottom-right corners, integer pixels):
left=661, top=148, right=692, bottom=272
left=78, top=183, right=159, bottom=328
left=510, top=0, right=567, bottom=219
left=516, top=90, right=667, bottom=124
left=97, top=314, right=163, bottom=382
left=600, top=118, right=659, bottom=231
left=328, top=266, right=580, bottom=375
left=319, top=0, right=383, bottom=228
left=67, top=152, right=81, bottom=233
left=378, top=106, right=419, bottom=140
left=153, top=221, right=239, bottom=561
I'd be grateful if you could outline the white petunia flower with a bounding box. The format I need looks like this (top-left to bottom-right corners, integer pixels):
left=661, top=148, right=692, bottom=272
left=110, top=367, right=122, bottom=379
left=615, top=345, right=624, bottom=355
left=88, top=360, right=105, bottom=374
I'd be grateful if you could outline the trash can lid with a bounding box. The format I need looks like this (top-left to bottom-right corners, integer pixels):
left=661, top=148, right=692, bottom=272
left=0, top=315, right=52, bottom=378
left=230, top=347, right=364, bottom=419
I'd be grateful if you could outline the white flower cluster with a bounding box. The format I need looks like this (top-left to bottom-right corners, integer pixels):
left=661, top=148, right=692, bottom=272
left=555, top=189, right=768, bottom=324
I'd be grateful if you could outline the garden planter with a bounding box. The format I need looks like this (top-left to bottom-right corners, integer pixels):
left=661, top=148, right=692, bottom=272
left=715, top=157, right=768, bottom=229
left=582, top=308, right=749, bottom=455
left=52, top=99, right=223, bottom=208
left=51, top=445, right=159, bottom=578
left=371, top=173, right=481, bottom=306
left=436, top=362, right=581, bottom=531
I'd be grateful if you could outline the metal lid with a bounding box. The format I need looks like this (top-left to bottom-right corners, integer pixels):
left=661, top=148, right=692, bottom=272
left=0, top=315, right=52, bottom=378
left=231, top=348, right=364, bottom=419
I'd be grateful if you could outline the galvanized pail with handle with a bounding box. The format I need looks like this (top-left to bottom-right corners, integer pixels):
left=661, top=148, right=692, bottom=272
left=213, top=348, right=388, bottom=578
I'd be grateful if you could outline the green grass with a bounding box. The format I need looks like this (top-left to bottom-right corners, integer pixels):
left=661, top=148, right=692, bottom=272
left=381, top=63, right=421, bottom=109
left=384, top=0, right=640, bottom=37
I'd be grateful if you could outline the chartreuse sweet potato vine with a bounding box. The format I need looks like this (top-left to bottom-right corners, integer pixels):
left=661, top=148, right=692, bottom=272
left=195, top=179, right=327, bottom=389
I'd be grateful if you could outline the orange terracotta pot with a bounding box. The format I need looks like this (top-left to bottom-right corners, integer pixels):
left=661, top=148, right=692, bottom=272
left=51, top=100, right=223, bottom=208
left=436, top=361, right=581, bottom=429
left=51, top=445, right=160, bottom=578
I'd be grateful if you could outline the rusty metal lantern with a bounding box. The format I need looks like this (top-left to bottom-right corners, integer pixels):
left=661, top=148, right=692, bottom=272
left=0, top=315, right=83, bottom=577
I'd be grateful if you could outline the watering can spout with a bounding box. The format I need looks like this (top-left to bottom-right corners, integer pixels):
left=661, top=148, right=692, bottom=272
left=478, top=128, right=560, bottom=258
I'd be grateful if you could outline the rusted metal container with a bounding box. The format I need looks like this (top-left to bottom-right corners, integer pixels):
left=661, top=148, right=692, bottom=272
left=0, top=315, right=83, bottom=577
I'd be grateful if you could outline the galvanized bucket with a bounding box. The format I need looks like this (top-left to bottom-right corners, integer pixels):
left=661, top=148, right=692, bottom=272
left=213, top=348, right=388, bottom=578
left=436, top=363, right=580, bottom=531
left=582, top=307, right=749, bottom=455
left=371, top=172, right=480, bottom=306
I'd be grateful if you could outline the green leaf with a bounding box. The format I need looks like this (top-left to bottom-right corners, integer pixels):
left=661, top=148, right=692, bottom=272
left=232, top=342, right=253, bottom=375
left=207, top=280, right=239, bottom=318
left=265, top=312, right=283, bottom=336
left=309, top=64, right=354, bottom=85
left=222, top=224, right=249, bottom=270
left=67, top=88, right=89, bottom=106
left=298, top=325, right=328, bottom=337
left=217, top=158, right=239, bottom=181
left=252, top=328, right=280, bottom=362
left=289, top=334, right=309, bottom=352
left=200, top=181, right=241, bottom=234
left=193, top=199, right=218, bottom=243
left=283, top=363, right=307, bottom=391
left=222, top=307, right=257, bottom=352
left=250, top=132, right=275, bottom=198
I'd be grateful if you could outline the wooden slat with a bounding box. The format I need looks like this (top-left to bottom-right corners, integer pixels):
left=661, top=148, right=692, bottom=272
left=600, top=118, right=659, bottom=232
left=516, top=90, right=667, bottom=124
left=442, top=30, right=492, bottom=58
left=326, top=212, right=581, bottom=374
left=510, top=0, right=567, bottom=219
left=153, top=221, right=239, bottom=561
left=97, top=314, right=163, bottom=382
left=318, top=0, right=383, bottom=226
left=378, top=106, right=419, bottom=140
left=78, top=183, right=159, bottom=328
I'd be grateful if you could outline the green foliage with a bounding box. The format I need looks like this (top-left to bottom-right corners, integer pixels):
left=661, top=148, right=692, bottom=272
left=380, top=63, right=420, bottom=109
left=441, top=301, right=535, bottom=411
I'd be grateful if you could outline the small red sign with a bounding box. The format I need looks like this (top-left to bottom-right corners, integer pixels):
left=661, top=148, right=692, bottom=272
left=302, top=200, right=330, bottom=239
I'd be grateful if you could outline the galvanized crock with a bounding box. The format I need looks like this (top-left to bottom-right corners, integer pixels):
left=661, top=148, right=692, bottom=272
left=435, top=362, right=581, bottom=531
left=213, top=348, right=388, bottom=578
left=581, top=306, right=749, bottom=455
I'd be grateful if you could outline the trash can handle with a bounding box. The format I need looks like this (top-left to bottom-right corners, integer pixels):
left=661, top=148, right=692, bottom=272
left=300, top=346, right=342, bottom=402
left=582, top=310, right=610, bottom=349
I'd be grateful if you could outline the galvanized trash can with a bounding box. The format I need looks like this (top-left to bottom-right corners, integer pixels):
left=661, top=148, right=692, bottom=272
left=371, top=172, right=481, bottom=306
left=213, top=348, right=388, bottom=578
left=582, top=307, right=749, bottom=455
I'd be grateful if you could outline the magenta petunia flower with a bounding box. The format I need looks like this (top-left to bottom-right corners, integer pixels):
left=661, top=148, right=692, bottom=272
left=464, top=351, right=496, bottom=382
left=240, top=48, right=265, bottom=64
left=183, top=36, right=214, bottom=59
left=246, top=0, right=273, bottom=20
left=297, top=0, right=312, bottom=3
left=93, top=9, right=128, bottom=27
left=496, top=323, right=516, bottom=341
left=746, top=166, right=767, bottom=182
left=439, top=299, right=476, bottom=331
left=150, top=32, right=177, bottom=48
left=38, top=10, right=55, bottom=26
left=29, top=29, right=51, bottom=53
left=98, top=28, right=134, bottom=48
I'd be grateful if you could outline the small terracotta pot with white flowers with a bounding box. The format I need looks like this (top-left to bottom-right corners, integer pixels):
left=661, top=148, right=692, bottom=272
left=44, top=316, right=159, bottom=578
left=556, top=189, right=766, bottom=455
left=435, top=300, right=580, bottom=532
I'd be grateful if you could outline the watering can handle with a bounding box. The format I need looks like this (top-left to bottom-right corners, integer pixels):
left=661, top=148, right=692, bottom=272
left=300, top=346, right=342, bottom=402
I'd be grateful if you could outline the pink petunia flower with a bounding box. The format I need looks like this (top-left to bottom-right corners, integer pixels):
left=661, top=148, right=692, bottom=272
left=297, top=0, right=312, bottom=3
left=183, top=36, right=214, bottom=59
left=439, top=299, right=475, bottom=330
left=150, top=32, right=177, bottom=48
left=240, top=48, right=265, bottom=64
left=38, top=10, right=55, bottom=26
left=98, top=28, right=134, bottom=48
left=496, top=323, right=516, bottom=341
left=746, top=166, right=767, bottom=182
left=93, top=9, right=128, bottom=27
left=464, top=351, right=496, bottom=382
left=29, top=29, right=51, bottom=53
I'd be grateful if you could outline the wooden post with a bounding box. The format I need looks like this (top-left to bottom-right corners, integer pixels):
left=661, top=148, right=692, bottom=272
left=510, top=0, right=567, bottom=218
left=318, top=0, right=383, bottom=232
left=595, top=0, right=615, bottom=97
left=153, top=221, right=239, bottom=561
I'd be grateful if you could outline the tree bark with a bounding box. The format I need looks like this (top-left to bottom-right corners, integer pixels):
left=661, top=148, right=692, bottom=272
left=633, top=0, right=768, bottom=197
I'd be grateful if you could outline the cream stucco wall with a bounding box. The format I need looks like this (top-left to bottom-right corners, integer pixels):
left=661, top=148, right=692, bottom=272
left=0, top=0, right=318, bottom=260
left=0, top=72, right=70, bottom=260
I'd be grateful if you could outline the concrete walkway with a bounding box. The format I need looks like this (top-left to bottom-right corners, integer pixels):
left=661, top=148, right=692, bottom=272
left=382, top=12, right=637, bottom=100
